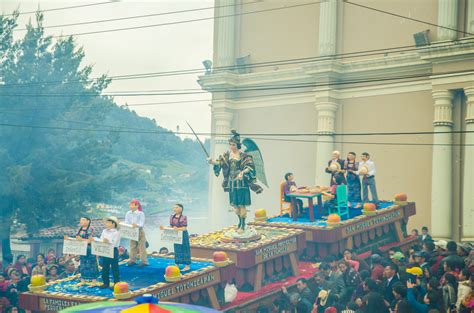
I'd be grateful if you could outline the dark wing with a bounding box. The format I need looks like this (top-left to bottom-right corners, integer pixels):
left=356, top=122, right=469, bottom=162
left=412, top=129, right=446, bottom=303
left=242, top=138, right=268, bottom=188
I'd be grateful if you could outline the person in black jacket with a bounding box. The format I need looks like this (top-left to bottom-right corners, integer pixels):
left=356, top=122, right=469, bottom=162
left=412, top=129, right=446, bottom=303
left=383, top=263, right=400, bottom=306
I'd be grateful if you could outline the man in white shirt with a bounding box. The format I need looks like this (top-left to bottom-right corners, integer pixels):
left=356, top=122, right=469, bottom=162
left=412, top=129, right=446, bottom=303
left=358, top=152, right=379, bottom=203
left=125, top=200, right=149, bottom=268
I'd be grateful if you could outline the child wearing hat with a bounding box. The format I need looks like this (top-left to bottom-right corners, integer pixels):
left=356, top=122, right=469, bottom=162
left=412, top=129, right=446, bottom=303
left=91, top=216, right=121, bottom=289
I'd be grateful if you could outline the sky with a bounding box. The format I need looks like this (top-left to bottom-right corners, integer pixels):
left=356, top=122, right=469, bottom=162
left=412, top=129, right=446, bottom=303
left=1, top=0, right=214, bottom=137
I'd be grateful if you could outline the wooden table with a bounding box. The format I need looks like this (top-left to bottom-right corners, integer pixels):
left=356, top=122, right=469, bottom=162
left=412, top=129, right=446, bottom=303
left=286, top=191, right=323, bottom=222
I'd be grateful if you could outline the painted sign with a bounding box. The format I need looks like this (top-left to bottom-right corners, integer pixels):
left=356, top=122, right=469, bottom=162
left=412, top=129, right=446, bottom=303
left=91, top=241, right=114, bottom=258
left=119, top=223, right=139, bottom=241
left=40, top=298, right=81, bottom=311
left=255, top=237, right=298, bottom=262
left=161, top=228, right=183, bottom=244
left=153, top=272, right=219, bottom=299
left=342, top=209, right=402, bottom=237
left=63, top=239, right=88, bottom=256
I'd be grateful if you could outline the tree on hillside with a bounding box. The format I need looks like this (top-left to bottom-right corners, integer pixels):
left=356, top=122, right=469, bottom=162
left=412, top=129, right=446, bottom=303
left=0, top=12, right=133, bottom=258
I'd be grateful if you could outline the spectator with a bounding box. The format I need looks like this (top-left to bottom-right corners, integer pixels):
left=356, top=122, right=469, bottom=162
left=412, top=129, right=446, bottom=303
left=47, top=249, right=56, bottom=259
left=6, top=275, right=20, bottom=308
left=273, top=297, right=290, bottom=313
left=343, top=249, right=367, bottom=272
left=457, top=269, right=472, bottom=310
left=282, top=278, right=314, bottom=304
left=407, top=280, right=444, bottom=313
left=0, top=273, right=10, bottom=294
left=441, top=260, right=459, bottom=284
left=289, top=291, right=312, bottom=313
left=439, top=241, right=465, bottom=276
left=390, top=252, right=407, bottom=283
left=383, top=263, right=400, bottom=305
left=159, top=247, right=169, bottom=255
left=320, top=262, right=345, bottom=296
left=411, top=229, right=419, bottom=238
left=57, top=257, right=66, bottom=274
left=32, top=254, right=47, bottom=276
left=59, top=260, right=76, bottom=278
left=419, top=227, right=432, bottom=244
left=314, top=271, right=331, bottom=293
left=364, top=279, right=389, bottom=313
left=13, top=255, right=30, bottom=276
left=457, top=243, right=472, bottom=258
left=431, top=241, right=448, bottom=275
left=338, top=261, right=361, bottom=303
left=352, top=270, right=370, bottom=302
left=442, top=273, right=457, bottom=312
left=47, top=264, right=60, bottom=282
left=370, top=255, right=385, bottom=282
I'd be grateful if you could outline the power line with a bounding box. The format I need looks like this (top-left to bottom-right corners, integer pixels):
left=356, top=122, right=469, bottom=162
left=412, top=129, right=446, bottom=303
left=1, top=69, right=472, bottom=97
left=2, top=108, right=474, bottom=138
left=14, top=1, right=259, bottom=32
left=344, top=0, right=474, bottom=37
left=14, top=1, right=117, bottom=16
left=4, top=37, right=473, bottom=88
left=0, top=69, right=466, bottom=115
left=0, top=122, right=473, bottom=147
left=42, top=1, right=322, bottom=39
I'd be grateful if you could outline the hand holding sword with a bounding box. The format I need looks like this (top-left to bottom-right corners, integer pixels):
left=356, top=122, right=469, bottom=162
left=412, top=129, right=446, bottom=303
left=185, top=121, right=215, bottom=165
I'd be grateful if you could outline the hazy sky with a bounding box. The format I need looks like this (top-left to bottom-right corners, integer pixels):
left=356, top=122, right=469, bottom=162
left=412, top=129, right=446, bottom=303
left=1, top=0, right=213, bottom=137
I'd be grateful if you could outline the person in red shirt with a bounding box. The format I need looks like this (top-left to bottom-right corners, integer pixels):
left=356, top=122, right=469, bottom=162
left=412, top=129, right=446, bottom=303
left=370, top=255, right=385, bottom=282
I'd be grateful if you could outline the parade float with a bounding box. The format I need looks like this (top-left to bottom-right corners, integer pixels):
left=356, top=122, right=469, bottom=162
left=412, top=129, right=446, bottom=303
left=20, top=255, right=236, bottom=312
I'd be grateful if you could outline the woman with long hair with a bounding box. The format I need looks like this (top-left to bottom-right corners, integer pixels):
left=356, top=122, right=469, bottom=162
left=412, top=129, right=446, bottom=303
left=67, top=216, right=98, bottom=284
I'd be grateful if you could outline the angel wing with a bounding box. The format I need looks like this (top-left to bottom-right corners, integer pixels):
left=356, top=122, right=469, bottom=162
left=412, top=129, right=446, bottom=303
left=242, top=138, right=269, bottom=188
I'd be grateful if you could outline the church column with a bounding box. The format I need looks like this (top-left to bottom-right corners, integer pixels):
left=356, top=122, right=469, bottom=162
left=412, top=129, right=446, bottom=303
left=315, top=100, right=338, bottom=185
left=431, top=90, right=454, bottom=239
left=209, top=108, right=234, bottom=230
left=214, top=0, right=236, bottom=69
left=437, top=0, right=459, bottom=41
left=467, top=0, right=474, bottom=35
left=319, top=0, right=338, bottom=56
left=462, top=87, right=474, bottom=241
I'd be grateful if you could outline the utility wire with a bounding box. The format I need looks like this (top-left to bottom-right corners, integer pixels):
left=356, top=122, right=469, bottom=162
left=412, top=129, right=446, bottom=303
left=1, top=69, right=472, bottom=97
left=0, top=121, right=473, bottom=147
left=344, top=0, right=474, bottom=36
left=1, top=109, right=474, bottom=138
left=14, top=1, right=118, bottom=16
left=38, top=2, right=322, bottom=39
left=14, top=1, right=259, bottom=31
left=3, top=37, right=473, bottom=88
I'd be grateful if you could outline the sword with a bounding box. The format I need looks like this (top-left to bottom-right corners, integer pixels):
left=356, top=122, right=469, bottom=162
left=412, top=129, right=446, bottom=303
left=186, top=121, right=210, bottom=159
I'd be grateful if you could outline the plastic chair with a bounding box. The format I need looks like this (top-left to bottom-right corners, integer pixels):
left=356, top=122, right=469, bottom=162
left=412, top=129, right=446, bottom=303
left=335, top=184, right=350, bottom=220
left=280, top=182, right=292, bottom=217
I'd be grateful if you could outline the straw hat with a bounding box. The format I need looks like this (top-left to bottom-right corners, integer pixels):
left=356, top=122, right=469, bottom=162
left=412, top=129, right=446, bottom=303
left=103, top=216, right=119, bottom=228
left=329, top=162, right=341, bottom=173
left=359, top=165, right=369, bottom=175
left=318, top=290, right=331, bottom=306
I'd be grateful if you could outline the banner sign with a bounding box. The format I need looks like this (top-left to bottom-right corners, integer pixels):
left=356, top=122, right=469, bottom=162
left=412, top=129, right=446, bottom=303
left=119, top=223, right=139, bottom=241
left=91, top=241, right=114, bottom=258
left=62, top=239, right=88, bottom=256
left=161, top=228, right=183, bottom=244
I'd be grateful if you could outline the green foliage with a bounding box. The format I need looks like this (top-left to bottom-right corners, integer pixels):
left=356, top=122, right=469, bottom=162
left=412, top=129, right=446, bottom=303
left=0, top=12, right=208, bottom=247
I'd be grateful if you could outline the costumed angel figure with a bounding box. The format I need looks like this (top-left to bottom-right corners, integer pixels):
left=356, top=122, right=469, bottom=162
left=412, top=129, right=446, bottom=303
left=208, top=130, right=268, bottom=233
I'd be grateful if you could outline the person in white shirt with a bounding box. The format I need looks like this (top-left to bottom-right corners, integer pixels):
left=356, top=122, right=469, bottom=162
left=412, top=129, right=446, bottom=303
left=91, top=216, right=121, bottom=289
left=125, top=199, right=149, bottom=268
left=358, top=152, right=379, bottom=203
